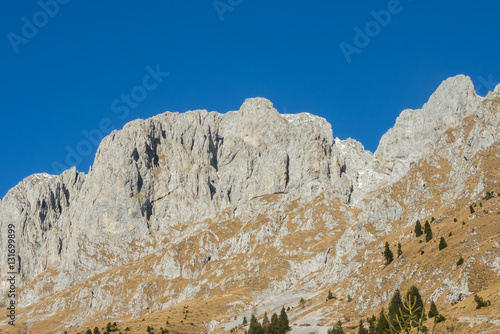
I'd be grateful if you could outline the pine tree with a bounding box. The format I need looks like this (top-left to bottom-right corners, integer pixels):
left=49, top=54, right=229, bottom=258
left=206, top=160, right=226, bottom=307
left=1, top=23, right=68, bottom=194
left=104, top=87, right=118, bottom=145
left=269, top=313, right=279, bottom=334
left=243, top=316, right=248, bottom=325
left=327, top=320, right=344, bottom=334
left=375, top=309, right=389, bottom=334
left=262, top=312, right=270, bottom=331
left=439, top=237, right=447, bottom=250
left=367, top=315, right=376, bottom=334
left=94, top=327, right=101, bottom=334
left=415, top=220, right=423, bottom=237
left=428, top=301, right=439, bottom=318
left=248, top=314, right=264, bottom=334
left=278, top=307, right=289, bottom=333
left=424, top=221, right=433, bottom=242
left=358, top=319, right=368, bottom=334
left=86, top=330, right=92, bottom=334
left=388, top=289, right=404, bottom=331
left=107, top=323, right=112, bottom=332
left=328, top=290, right=334, bottom=300
left=383, top=242, right=394, bottom=265
left=404, top=286, right=425, bottom=325
left=456, top=256, right=464, bottom=266
left=397, top=242, right=402, bottom=257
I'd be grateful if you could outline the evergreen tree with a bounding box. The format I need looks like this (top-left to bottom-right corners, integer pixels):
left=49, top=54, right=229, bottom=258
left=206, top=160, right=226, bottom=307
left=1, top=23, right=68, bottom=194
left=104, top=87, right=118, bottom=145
left=278, top=307, right=289, bottom=333
left=375, top=309, right=389, bottom=334
left=327, top=320, right=344, bottom=334
left=383, top=242, right=394, bottom=265
left=358, top=319, right=368, bottom=334
left=262, top=312, right=270, bottom=331
left=397, top=242, right=402, bottom=258
left=439, top=237, right=448, bottom=250
left=415, top=220, right=423, bottom=237
left=368, top=318, right=376, bottom=334
left=388, top=289, right=404, bottom=331
left=404, top=286, right=425, bottom=325
left=428, top=301, right=439, bottom=318
left=86, top=330, right=92, bottom=334
left=367, top=315, right=376, bottom=334
left=269, top=313, right=279, bottom=334
left=456, top=256, right=464, bottom=266
left=107, top=323, right=112, bottom=332
left=93, top=327, right=101, bottom=334
left=328, top=290, right=334, bottom=300
left=248, top=314, right=264, bottom=334
left=424, top=221, right=433, bottom=242
left=243, top=316, right=248, bottom=325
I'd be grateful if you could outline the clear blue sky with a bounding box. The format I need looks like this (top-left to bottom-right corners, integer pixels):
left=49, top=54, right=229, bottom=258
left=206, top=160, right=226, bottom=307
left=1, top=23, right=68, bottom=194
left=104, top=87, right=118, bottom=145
left=1, top=0, right=499, bottom=198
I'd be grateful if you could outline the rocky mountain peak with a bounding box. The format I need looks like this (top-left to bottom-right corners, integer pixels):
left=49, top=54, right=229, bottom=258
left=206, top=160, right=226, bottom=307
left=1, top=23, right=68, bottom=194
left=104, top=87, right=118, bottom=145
left=1, top=75, right=499, bottom=333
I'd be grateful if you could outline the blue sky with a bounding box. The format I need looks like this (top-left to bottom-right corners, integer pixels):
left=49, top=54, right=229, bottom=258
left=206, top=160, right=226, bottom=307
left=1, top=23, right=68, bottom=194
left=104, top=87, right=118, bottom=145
left=1, top=0, right=499, bottom=198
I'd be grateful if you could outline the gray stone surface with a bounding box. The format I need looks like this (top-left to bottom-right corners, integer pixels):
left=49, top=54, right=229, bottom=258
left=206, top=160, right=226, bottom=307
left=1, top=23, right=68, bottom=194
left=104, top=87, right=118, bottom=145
left=0, top=75, right=499, bottom=330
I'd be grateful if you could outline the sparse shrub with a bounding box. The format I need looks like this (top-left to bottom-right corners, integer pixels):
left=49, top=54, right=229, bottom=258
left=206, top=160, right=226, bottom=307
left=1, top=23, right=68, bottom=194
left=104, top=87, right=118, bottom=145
left=431, top=217, right=435, bottom=223
left=415, top=220, right=423, bottom=237
left=86, top=330, right=92, bottom=334
left=454, top=218, right=458, bottom=222
left=470, top=205, right=475, bottom=214
left=462, top=221, right=466, bottom=225
left=419, top=239, right=423, bottom=243
left=347, top=294, right=353, bottom=302
left=474, top=294, right=491, bottom=309
left=456, top=256, right=464, bottom=266
left=383, top=242, right=394, bottom=265
left=449, top=232, right=452, bottom=237
left=479, top=202, right=483, bottom=207
left=327, top=290, right=335, bottom=300
left=300, top=297, right=306, bottom=307
left=420, top=250, right=424, bottom=255
left=439, top=237, right=448, bottom=250
left=424, top=221, right=433, bottom=242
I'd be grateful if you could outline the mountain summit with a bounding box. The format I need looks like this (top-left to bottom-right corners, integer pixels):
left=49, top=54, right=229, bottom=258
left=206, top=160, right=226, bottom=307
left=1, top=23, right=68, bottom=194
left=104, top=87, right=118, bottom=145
left=1, top=75, right=499, bottom=333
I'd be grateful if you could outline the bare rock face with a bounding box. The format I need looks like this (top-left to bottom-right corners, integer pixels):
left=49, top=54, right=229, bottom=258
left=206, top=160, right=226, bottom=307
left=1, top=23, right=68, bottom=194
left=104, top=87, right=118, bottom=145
left=374, top=75, right=480, bottom=178
left=0, top=97, right=354, bottom=305
left=1, top=75, right=499, bottom=332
